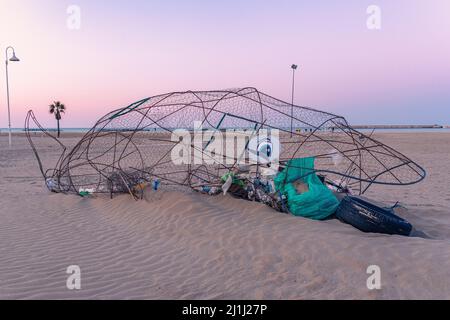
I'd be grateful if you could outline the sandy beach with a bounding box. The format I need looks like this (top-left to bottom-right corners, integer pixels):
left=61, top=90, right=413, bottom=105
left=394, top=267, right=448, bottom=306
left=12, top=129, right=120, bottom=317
left=0, top=132, right=449, bottom=299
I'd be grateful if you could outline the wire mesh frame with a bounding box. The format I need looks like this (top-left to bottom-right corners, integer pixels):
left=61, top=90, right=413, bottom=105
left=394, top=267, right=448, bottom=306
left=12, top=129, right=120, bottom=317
left=25, top=87, right=426, bottom=198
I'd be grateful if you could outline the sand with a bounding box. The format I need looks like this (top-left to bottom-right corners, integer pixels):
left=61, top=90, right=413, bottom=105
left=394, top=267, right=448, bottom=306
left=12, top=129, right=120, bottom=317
left=0, top=132, right=449, bottom=299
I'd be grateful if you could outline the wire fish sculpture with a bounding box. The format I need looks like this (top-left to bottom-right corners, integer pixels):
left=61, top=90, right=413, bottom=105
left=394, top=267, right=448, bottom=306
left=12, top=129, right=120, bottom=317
left=25, top=87, right=425, bottom=202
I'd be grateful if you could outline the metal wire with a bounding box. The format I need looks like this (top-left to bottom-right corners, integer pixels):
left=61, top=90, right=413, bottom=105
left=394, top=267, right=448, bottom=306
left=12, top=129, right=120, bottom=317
left=25, top=87, right=426, bottom=197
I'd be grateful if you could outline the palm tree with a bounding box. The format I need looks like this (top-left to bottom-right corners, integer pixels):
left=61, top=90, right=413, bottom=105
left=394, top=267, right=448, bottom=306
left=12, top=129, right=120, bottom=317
left=49, top=101, right=66, bottom=138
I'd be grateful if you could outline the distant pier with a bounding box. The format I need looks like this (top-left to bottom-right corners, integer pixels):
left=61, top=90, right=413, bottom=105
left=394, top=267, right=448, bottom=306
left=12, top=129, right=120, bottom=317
left=349, top=124, right=443, bottom=129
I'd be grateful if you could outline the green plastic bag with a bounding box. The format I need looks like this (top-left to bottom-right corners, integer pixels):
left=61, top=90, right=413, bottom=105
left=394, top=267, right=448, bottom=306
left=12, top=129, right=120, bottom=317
left=274, top=157, right=339, bottom=220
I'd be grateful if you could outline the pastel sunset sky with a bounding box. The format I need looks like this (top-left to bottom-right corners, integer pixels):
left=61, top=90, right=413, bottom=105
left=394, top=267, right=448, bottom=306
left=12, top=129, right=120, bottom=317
left=1, top=0, right=449, bottom=128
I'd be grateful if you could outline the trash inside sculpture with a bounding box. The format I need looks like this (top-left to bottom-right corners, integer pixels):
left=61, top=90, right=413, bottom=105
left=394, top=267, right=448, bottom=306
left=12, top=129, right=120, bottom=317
left=26, top=88, right=426, bottom=218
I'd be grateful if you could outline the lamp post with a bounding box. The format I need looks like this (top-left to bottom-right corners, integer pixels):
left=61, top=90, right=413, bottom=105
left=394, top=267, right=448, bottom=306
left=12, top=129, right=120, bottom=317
left=5, top=46, right=20, bottom=147
left=290, top=64, right=298, bottom=137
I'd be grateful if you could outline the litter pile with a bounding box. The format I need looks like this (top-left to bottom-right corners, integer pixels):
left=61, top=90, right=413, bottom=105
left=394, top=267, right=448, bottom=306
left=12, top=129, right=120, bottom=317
left=26, top=88, right=426, bottom=236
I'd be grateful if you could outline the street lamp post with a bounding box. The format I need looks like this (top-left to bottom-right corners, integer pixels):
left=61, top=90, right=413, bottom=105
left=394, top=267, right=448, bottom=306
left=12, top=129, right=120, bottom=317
left=290, top=64, right=298, bottom=137
left=5, top=46, right=20, bottom=147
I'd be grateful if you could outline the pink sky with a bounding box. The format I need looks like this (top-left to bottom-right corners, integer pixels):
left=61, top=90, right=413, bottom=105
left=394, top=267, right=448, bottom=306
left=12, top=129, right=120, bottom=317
left=1, top=0, right=449, bottom=128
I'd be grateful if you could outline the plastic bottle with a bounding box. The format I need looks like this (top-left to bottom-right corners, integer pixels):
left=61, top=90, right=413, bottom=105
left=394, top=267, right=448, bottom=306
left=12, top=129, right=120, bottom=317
left=152, top=179, right=160, bottom=191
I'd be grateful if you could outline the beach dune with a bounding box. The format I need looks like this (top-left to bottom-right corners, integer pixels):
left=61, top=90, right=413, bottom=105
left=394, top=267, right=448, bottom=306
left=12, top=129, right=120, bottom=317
left=0, top=132, right=449, bottom=299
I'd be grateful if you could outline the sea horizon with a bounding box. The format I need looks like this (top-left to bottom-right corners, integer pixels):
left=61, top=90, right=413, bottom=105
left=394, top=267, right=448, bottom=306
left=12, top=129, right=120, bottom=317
left=2, top=127, right=450, bottom=134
